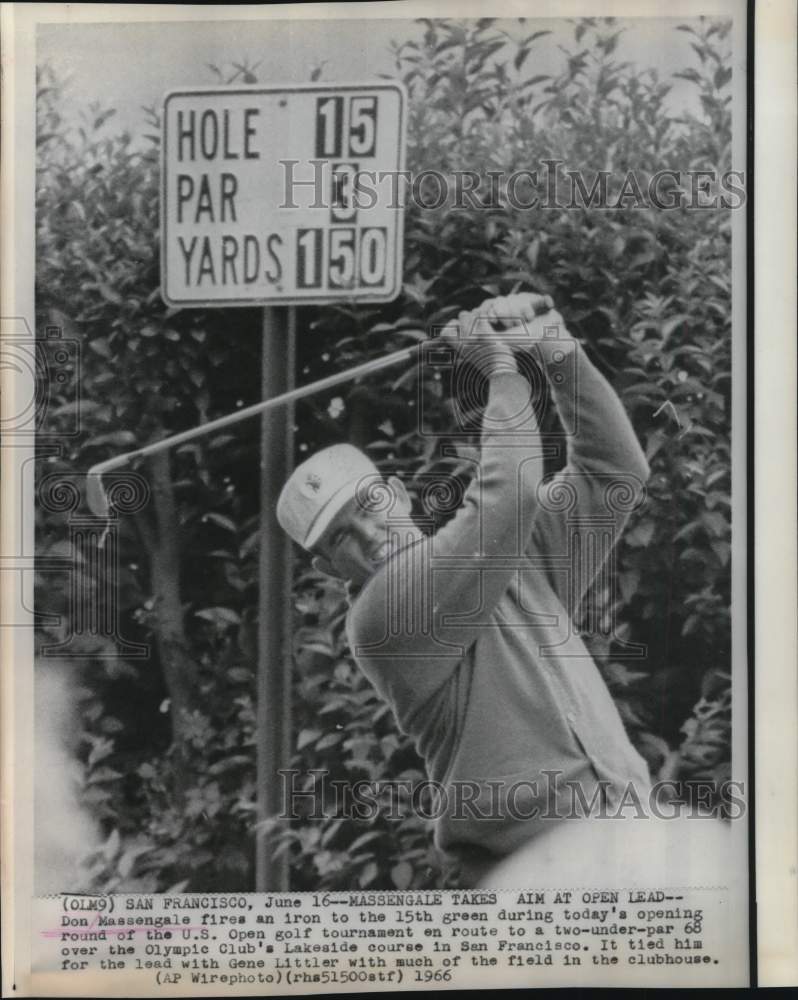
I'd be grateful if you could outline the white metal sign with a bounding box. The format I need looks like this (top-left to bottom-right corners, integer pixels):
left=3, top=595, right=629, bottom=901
left=161, top=82, right=407, bottom=307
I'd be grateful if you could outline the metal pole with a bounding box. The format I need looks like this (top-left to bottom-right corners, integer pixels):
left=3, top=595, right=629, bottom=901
left=256, top=305, right=295, bottom=891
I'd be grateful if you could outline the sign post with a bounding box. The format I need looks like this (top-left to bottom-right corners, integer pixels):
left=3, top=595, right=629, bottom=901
left=161, top=81, right=406, bottom=889
left=257, top=306, right=295, bottom=891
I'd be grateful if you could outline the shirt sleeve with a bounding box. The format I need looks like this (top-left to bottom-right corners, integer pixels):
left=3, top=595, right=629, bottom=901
left=529, top=340, right=650, bottom=609
left=373, top=368, right=548, bottom=657
left=346, top=367, right=547, bottom=704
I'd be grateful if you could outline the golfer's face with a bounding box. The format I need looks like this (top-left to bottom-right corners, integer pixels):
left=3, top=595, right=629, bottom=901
left=317, top=495, right=396, bottom=585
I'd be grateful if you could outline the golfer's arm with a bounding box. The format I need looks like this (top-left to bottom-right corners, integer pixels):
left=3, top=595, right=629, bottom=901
left=430, top=369, right=545, bottom=621
left=527, top=340, right=649, bottom=604
left=544, top=340, right=649, bottom=482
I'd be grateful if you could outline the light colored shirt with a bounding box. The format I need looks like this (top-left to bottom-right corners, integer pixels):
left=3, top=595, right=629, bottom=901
left=346, top=340, right=652, bottom=879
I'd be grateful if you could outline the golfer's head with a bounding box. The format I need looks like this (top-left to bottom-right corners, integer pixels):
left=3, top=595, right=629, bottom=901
left=277, top=444, right=412, bottom=586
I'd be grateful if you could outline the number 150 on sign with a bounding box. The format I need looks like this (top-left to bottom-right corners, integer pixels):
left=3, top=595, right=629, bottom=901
left=296, top=226, right=387, bottom=290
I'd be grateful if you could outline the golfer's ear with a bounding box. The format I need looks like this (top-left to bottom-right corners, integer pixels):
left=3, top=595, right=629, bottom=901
left=311, top=554, right=338, bottom=579
left=387, top=475, right=412, bottom=513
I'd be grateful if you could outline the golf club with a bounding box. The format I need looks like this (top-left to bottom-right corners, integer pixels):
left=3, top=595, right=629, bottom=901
left=86, top=294, right=554, bottom=518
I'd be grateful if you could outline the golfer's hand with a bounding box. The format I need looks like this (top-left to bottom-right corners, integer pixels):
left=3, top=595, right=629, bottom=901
left=472, top=293, right=554, bottom=330
left=480, top=294, right=577, bottom=368
left=438, top=305, right=518, bottom=378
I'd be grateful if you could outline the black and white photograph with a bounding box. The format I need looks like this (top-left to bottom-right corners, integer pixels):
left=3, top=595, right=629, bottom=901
left=1, top=0, right=796, bottom=994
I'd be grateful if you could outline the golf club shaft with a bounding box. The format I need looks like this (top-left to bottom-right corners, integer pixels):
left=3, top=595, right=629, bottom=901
left=88, top=340, right=419, bottom=479
left=85, top=293, right=555, bottom=513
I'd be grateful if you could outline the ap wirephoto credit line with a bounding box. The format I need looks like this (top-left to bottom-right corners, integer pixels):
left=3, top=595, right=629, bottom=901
left=3, top=0, right=796, bottom=994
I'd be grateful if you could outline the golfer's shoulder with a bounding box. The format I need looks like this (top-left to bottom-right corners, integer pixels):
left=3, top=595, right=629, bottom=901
left=346, top=539, right=431, bottom=650
left=345, top=564, right=390, bottom=651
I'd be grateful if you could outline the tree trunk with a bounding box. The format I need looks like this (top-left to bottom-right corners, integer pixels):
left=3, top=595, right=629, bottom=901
left=144, top=450, right=197, bottom=750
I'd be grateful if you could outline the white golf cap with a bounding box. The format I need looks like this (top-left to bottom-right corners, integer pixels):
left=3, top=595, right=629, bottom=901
left=277, top=444, right=381, bottom=551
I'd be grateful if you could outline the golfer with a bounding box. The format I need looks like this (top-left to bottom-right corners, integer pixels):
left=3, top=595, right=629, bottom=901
left=277, top=293, right=653, bottom=888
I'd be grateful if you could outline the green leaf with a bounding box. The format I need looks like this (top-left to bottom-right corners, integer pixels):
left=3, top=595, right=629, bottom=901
left=623, top=520, right=656, bottom=547
left=316, top=732, right=343, bottom=750
left=87, top=766, right=124, bottom=785
left=98, top=283, right=123, bottom=305
left=391, top=860, right=414, bottom=889
left=118, top=842, right=151, bottom=878
left=88, top=737, right=115, bottom=768
left=349, top=830, right=383, bottom=853
left=88, top=339, right=113, bottom=359
left=93, top=108, right=117, bottom=130
left=103, top=828, right=121, bottom=862
left=204, top=512, right=237, bottom=532
left=661, top=314, right=689, bottom=342
left=194, top=606, right=241, bottom=627
left=358, top=861, right=379, bottom=887
left=298, top=729, right=322, bottom=750
left=87, top=430, right=137, bottom=447
left=713, top=66, right=732, bottom=90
